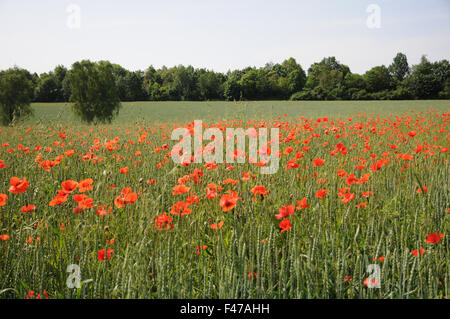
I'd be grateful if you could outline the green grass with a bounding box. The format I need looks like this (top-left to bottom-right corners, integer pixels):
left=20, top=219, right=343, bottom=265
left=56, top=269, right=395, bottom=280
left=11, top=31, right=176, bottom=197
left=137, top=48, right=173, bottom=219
left=30, top=100, right=450, bottom=124
left=0, top=101, right=448, bottom=299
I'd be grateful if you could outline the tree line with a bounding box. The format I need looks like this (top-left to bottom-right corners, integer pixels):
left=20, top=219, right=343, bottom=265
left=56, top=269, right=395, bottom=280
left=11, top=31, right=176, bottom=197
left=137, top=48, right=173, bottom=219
left=0, top=53, right=449, bottom=125
left=4, top=53, right=450, bottom=103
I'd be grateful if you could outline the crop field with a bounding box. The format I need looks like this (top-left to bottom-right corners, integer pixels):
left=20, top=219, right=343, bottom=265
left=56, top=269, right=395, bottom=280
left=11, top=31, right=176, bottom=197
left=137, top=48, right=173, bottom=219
left=0, top=100, right=448, bottom=299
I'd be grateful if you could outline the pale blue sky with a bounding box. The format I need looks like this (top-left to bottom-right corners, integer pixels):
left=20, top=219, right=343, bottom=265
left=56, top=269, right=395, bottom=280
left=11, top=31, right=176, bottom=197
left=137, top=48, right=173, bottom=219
left=1, top=0, right=449, bottom=75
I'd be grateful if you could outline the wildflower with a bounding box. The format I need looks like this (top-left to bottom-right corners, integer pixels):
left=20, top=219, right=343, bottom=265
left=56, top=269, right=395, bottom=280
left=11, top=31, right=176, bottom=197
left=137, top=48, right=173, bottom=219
left=219, top=191, right=241, bottom=212
left=172, top=184, right=190, bottom=195
left=279, top=219, right=291, bottom=233
left=97, top=205, right=112, bottom=216
left=170, top=201, right=192, bottom=216
left=78, top=179, right=93, bottom=192
left=155, top=212, right=173, bottom=230
left=61, top=180, right=78, bottom=193
left=411, top=248, right=425, bottom=257
left=49, top=193, right=68, bottom=206
left=21, top=204, right=35, bottom=213
left=97, top=248, right=114, bottom=261
left=0, top=194, right=7, bottom=206
left=250, top=185, right=269, bottom=200
left=416, top=186, right=428, bottom=194
left=312, top=158, right=325, bottom=167
left=424, top=233, right=443, bottom=244
left=210, top=221, right=224, bottom=230
left=8, top=177, right=29, bottom=194
left=296, top=197, right=309, bottom=210
left=315, top=189, right=327, bottom=199
left=114, top=188, right=138, bottom=208
left=275, top=205, right=295, bottom=220
left=196, top=245, right=208, bottom=255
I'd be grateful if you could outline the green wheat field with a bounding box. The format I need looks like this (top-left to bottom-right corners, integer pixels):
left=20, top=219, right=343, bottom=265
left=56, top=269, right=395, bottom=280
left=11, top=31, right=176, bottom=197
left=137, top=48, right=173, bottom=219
left=0, top=100, right=448, bottom=299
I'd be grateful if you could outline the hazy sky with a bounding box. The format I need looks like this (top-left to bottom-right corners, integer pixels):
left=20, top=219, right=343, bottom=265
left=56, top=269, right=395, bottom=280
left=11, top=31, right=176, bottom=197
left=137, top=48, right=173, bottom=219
left=1, top=0, right=449, bottom=75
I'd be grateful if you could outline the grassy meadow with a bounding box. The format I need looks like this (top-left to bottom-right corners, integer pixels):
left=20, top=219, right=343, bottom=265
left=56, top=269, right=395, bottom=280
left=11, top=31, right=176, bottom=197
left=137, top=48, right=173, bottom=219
left=0, top=100, right=448, bottom=299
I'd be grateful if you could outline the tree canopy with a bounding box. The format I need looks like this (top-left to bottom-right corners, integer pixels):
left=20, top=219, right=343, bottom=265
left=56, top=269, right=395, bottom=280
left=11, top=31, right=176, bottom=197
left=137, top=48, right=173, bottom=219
left=68, top=60, right=121, bottom=124
left=2, top=54, right=449, bottom=105
left=0, top=67, right=34, bottom=125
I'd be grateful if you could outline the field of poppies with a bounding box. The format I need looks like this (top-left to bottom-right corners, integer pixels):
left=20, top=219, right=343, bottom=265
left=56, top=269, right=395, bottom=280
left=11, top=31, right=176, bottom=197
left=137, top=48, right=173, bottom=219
left=0, top=101, right=448, bottom=299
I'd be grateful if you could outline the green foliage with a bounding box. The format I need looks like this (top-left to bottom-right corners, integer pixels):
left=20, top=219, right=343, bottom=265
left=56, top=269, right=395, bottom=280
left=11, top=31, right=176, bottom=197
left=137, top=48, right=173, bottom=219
left=5, top=54, right=450, bottom=103
left=68, top=60, right=121, bottom=124
left=406, top=56, right=449, bottom=99
left=389, top=52, right=410, bottom=82
left=34, top=65, right=69, bottom=102
left=0, top=67, right=34, bottom=125
left=364, top=66, right=393, bottom=93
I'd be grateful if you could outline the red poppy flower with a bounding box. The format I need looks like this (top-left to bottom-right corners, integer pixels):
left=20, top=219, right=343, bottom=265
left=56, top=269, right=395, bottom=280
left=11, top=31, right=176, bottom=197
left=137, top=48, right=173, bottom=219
left=296, top=197, right=309, bottom=210
left=155, top=212, right=173, bottom=230
left=196, top=245, right=208, bottom=255
left=424, top=233, right=443, bottom=244
left=78, top=178, right=93, bottom=192
left=0, top=193, right=7, bottom=206
left=312, top=158, right=325, bottom=167
left=275, top=205, right=295, bottom=220
left=416, top=186, right=428, bottom=194
left=9, top=177, right=29, bottom=194
left=340, top=192, right=355, bottom=204
left=114, top=188, right=138, bottom=208
left=219, top=191, right=241, bottom=212
left=21, top=204, right=35, bottom=213
left=97, top=248, right=114, bottom=261
left=97, top=205, right=112, bottom=216
left=411, top=248, right=425, bottom=257
left=172, top=184, right=190, bottom=195
left=170, top=201, right=192, bottom=216
left=210, top=221, right=224, bottom=230
left=61, top=180, right=78, bottom=194
left=250, top=185, right=269, bottom=196
left=279, top=218, right=291, bottom=233
left=315, top=189, right=328, bottom=199
left=73, top=196, right=94, bottom=213
left=49, top=193, right=68, bottom=206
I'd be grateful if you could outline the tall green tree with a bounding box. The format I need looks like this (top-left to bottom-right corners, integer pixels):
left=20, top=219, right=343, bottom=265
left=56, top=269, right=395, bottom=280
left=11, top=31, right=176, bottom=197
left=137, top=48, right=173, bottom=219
left=223, top=74, right=242, bottom=101
left=197, top=70, right=225, bottom=100
left=303, top=57, right=349, bottom=99
left=34, top=65, right=68, bottom=102
left=0, top=67, right=34, bottom=125
left=389, top=53, right=410, bottom=83
left=364, top=65, right=393, bottom=93
left=68, top=60, right=121, bottom=123
left=406, top=56, right=442, bottom=99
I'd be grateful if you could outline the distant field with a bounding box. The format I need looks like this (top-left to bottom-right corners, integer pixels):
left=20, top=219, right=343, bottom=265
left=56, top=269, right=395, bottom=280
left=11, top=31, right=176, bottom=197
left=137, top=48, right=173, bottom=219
left=30, top=100, right=450, bottom=124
